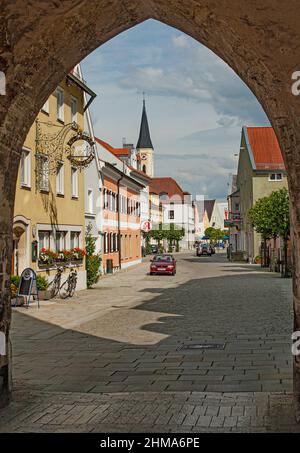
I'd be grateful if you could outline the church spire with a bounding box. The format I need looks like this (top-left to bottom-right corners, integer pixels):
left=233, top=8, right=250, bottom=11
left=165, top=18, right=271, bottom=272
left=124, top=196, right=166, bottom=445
left=136, top=97, right=154, bottom=150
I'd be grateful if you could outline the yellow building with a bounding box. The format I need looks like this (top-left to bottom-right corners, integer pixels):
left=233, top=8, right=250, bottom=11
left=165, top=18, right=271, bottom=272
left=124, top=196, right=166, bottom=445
left=235, top=126, right=288, bottom=262
left=13, top=65, right=95, bottom=290
left=149, top=191, right=162, bottom=227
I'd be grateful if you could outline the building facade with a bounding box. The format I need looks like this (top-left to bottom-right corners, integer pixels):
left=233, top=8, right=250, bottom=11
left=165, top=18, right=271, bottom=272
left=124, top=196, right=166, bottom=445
left=13, top=65, right=95, bottom=290
left=230, top=126, right=288, bottom=262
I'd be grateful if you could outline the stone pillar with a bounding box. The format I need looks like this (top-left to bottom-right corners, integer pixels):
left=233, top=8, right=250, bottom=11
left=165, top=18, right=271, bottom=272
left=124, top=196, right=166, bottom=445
left=0, top=150, right=15, bottom=407
left=290, top=167, right=300, bottom=421
left=0, top=109, right=23, bottom=406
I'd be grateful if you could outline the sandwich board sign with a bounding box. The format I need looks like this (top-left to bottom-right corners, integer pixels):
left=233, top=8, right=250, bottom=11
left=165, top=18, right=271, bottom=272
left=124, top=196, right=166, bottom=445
left=15, top=268, right=40, bottom=308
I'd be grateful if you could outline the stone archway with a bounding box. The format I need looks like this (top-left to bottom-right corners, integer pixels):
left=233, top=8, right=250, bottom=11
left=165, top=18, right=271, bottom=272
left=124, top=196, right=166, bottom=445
left=1, top=0, right=300, bottom=414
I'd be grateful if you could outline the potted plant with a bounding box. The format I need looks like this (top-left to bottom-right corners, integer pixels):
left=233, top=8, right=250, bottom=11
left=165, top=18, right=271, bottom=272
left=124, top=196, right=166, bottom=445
left=254, top=255, right=262, bottom=265
left=37, top=275, right=51, bottom=300
left=10, top=275, right=25, bottom=306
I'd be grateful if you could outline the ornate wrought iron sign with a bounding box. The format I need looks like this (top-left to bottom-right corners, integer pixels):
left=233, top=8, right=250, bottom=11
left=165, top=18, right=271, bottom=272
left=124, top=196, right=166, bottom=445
left=66, top=131, right=95, bottom=168
left=35, top=120, right=95, bottom=190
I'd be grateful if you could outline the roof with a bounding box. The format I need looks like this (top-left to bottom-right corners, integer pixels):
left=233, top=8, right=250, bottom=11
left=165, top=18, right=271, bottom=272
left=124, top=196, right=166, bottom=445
left=245, top=127, right=285, bottom=170
left=95, top=138, right=130, bottom=157
left=204, top=200, right=215, bottom=221
left=150, top=177, right=185, bottom=201
left=129, top=166, right=152, bottom=181
left=136, top=100, right=154, bottom=149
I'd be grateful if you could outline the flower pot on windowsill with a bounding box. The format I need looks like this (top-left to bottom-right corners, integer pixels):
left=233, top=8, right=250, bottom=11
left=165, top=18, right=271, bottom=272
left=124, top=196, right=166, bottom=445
left=38, top=261, right=53, bottom=269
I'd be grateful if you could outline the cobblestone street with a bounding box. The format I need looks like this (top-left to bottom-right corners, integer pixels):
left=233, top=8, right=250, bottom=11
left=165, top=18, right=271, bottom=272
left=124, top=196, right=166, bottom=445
left=0, top=253, right=297, bottom=432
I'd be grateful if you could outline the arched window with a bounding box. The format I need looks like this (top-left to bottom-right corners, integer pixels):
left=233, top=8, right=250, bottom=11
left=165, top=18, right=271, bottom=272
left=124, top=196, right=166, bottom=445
left=142, top=165, right=146, bottom=173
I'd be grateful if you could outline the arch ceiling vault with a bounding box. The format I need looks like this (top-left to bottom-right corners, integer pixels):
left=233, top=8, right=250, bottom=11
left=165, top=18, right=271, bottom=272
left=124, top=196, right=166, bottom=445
left=1, top=0, right=300, bottom=415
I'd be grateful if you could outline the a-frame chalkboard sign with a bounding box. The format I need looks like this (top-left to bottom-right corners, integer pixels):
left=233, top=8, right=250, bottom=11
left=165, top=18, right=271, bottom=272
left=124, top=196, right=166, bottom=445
left=15, top=268, right=40, bottom=308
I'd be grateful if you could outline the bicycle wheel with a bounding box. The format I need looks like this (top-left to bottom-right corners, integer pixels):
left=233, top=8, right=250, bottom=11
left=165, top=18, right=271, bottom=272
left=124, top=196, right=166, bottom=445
left=50, top=276, right=61, bottom=298
left=60, top=279, right=70, bottom=299
left=69, top=277, right=77, bottom=297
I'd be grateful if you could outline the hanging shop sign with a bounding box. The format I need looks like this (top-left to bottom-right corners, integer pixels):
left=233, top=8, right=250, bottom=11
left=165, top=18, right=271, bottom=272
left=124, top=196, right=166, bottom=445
left=66, top=131, right=95, bottom=168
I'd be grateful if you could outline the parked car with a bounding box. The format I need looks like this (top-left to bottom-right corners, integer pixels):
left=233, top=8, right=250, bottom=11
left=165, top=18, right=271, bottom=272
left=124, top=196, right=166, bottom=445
left=196, top=243, right=212, bottom=256
left=150, top=254, right=176, bottom=276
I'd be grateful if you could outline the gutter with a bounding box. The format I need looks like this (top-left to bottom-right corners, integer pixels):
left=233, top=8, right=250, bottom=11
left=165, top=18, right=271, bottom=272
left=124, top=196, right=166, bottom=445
left=67, top=73, right=97, bottom=111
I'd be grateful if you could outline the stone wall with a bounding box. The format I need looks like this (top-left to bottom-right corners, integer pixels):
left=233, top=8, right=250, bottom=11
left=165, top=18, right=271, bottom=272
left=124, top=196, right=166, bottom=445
left=1, top=0, right=300, bottom=414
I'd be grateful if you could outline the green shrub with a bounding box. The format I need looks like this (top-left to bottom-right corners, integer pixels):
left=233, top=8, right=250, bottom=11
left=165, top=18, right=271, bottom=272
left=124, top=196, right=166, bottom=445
left=145, top=243, right=152, bottom=255
left=37, top=275, right=49, bottom=290
left=86, top=255, right=102, bottom=288
left=85, top=224, right=102, bottom=288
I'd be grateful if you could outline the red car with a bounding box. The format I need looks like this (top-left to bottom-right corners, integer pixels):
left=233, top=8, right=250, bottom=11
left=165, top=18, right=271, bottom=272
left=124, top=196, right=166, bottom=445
left=150, top=254, right=177, bottom=276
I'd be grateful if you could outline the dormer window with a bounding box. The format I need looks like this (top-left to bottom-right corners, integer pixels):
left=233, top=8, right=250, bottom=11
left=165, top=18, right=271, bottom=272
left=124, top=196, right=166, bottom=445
left=269, top=173, right=283, bottom=181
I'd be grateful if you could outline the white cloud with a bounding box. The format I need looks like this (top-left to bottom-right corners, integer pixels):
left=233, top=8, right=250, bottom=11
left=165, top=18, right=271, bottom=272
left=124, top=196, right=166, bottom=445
left=82, top=19, right=269, bottom=199
left=172, top=34, right=190, bottom=49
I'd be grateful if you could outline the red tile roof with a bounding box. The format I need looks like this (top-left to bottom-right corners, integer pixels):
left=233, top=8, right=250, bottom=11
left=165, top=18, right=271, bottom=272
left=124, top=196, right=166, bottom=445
left=95, top=137, right=130, bottom=156
left=150, top=177, right=185, bottom=201
left=246, top=127, right=285, bottom=170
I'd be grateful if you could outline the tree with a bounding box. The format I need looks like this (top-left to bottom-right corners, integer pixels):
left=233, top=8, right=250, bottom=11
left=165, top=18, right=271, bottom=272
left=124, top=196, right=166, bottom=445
left=150, top=223, right=166, bottom=252
left=85, top=223, right=102, bottom=288
left=164, top=224, right=185, bottom=252
left=248, top=188, right=290, bottom=275
left=204, top=227, right=225, bottom=244
left=268, top=188, right=290, bottom=277
left=248, top=196, right=274, bottom=267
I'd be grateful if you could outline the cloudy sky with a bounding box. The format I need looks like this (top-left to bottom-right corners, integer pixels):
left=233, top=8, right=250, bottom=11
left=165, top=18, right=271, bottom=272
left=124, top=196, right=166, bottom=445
left=82, top=19, right=269, bottom=199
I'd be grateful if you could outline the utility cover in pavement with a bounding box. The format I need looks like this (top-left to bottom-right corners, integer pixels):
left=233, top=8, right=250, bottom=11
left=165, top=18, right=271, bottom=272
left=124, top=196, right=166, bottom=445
left=183, top=343, right=225, bottom=350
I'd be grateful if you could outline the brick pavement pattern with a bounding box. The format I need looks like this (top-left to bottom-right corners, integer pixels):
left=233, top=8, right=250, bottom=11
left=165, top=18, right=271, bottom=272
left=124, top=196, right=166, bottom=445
left=0, top=253, right=296, bottom=431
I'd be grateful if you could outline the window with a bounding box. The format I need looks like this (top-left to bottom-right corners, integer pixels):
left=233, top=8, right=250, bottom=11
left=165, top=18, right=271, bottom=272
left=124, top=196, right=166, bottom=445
left=56, top=231, right=66, bottom=252
left=103, top=233, right=109, bottom=254
left=56, top=162, right=64, bottom=195
left=87, top=189, right=93, bottom=214
left=20, top=148, right=31, bottom=188
left=70, top=96, right=77, bottom=124
left=169, top=210, right=175, bottom=220
left=234, top=203, right=240, bottom=211
left=129, top=235, right=132, bottom=258
left=102, top=189, right=107, bottom=209
left=56, top=87, right=64, bottom=122
left=142, top=165, right=146, bottom=173
left=38, top=154, right=49, bottom=192
left=70, top=231, right=80, bottom=249
left=269, top=173, right=283, bottom=181
left=38, top=231, right=50, bottom=251
left=110, top=233, right=114, bottom=253
left=41, top=98, right=49, bottom=114
left=111, top=193, right=116, bottom=212
left=71, top=167, right=78, bottom=198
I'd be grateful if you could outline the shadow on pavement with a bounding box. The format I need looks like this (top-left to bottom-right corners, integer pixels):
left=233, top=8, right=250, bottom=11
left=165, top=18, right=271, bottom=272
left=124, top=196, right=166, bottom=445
left=10, top=271, right=293, bottom=397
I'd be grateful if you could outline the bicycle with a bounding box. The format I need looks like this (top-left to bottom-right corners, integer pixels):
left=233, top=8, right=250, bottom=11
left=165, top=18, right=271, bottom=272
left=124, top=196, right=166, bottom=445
left=48, top=266, right=64, bottom=298
left=60, top=268, right=77, bottom=299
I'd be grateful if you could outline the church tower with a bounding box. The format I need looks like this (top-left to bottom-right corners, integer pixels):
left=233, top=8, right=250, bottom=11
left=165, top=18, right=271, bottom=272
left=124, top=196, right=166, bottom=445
left=136, top=98, right=154, bottom=177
